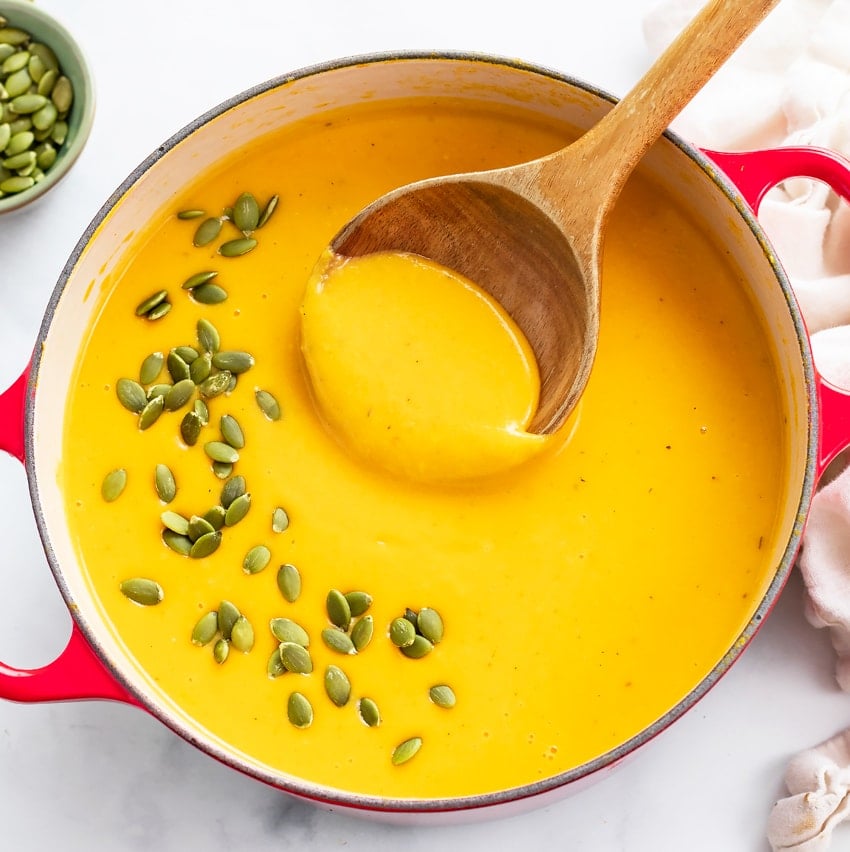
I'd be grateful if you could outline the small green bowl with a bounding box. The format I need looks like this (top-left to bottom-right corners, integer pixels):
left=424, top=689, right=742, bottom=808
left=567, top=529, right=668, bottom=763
left=0, top=0, right=95, bottom=213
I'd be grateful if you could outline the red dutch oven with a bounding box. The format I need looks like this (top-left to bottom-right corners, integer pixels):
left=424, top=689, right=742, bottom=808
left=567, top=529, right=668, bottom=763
left=1, top=54, right=850, bottom=821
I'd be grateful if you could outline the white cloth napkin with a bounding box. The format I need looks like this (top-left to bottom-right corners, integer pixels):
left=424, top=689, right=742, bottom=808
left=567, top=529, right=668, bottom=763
left=642, top=1, right=850, bottom=849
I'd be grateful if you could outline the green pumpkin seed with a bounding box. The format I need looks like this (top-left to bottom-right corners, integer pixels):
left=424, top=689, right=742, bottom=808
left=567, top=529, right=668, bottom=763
left=181, top=270, right=217, bottom=290
left=218, top=600, right=240, bottom=640
left=50, top=120, right=66, bottom=145
left=243, top=544, right=271, bottom=575
left=0, top=44, right=13, bottom=61
left=32, top=101, right=56, bottom=132
left=0, top=28, right=30, bottom=46
left=116, top=378, right=147, bottom=413
left=345, top=591, right=372, bottom=617
left=166, top=350, right=191, bottom=382
left=255, top=389, right=281, bottom=421
left=3, top=150, right=35, bottom=171
left=203, top=505, right=226, bottom=531
left=233, top=192, right=260, bottom=233
left=277, top=563, right=301, bottom=603
left=135, top=289, right=168, bottom=317
left=180, top=410, right=203, bottom=446
left=101, top=468, right=127, bottom=502
left=212, top=461, right=233, bottom=479
left=189, top=530, right=222, bottom=559
left=162, top=529, right=192, bottom=556
left=324, top=665, right=351, bottom=707
left=139, top=352, right=164, bottom=385
left=191, top=611, right=218, bottom=646
left=390, top=617, right=416, bottom=648
left=211, top=350, right=254, bottom=374
left=224, top=491, right=251, bottom=526
left=230, top=615, right=254, bottom=653
left=0, top=174, right=32, bottom=193
left=199, top=371, right=231, bottom=399
left=391, top=737, right=422, bottom=766
left=270, top=617, right=309, bottom=647
left=154, top=463, right=177, bottom=502
left=321, top=627, right=355, bottom=656
left=5, top=129, right=33, bottom=156
left=174, top=345, right=199, bottom=364
left=34, top=142, right=55, bottom=170
left=417, top=608, right=444, bottom=644
left=164, top=378, right=195, bottom=411
left=287, top=692, right=313, bottom=728
left=428, top=685, right=456, bottom=709
left=213, top=638, right=229, bottom=664
left=197, top=318, right=220, bottom=354
left=272, top=507, right=289, bottom=533
left=358, top=698, right=381, bottom=727
left=220, top=414, right=245, bottom=449
left=256, top=194, right=279, bottom=229
left=145, top=300, right=172, bottom=321
left=10, top=93, right=47, bottom=114
left=351, top=615, right=374, bottom=652
left=204, top=440, right=239, bottom=464
left=279, top=642, right=313, bottom=674
left=326, top=589, right=351, bottom=631
left=400, top=634, right=434, bottom=659
left=161, top=510, right=190, bottom=536
left=120, top=577, right=163, bottom=606
left=187, top=515, right=215, bottom=542
left=177, top=208, right=205, bottom=220
left=193, top=216, right=222, bottom=247
left=34, top=65, right=54, bottom=94
left=219, top=237, right=257, bottom=257
left=192, top=283, right=228, bottom=305
left=0, top=123, right=10, bottom=151
left=193, top=398, right=210, bottom=424
left=220, top=475, right=246, bottom=509
left=189, top=351, right=212, bottom=385
left=3, top=50, right=28, bottom=73
left=50, top=76, right=73, bottom=113
left=267, top=647, right=286, bottom=678
left=5, top=69, right=31, bottom=98
left=147, top=383, right=172, bottom=400
left=29, top=43, right=58, bottom=71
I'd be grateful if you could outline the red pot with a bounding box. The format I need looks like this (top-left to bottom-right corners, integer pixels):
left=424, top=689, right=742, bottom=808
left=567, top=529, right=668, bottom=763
left=1, top=54, right=850, bottom=822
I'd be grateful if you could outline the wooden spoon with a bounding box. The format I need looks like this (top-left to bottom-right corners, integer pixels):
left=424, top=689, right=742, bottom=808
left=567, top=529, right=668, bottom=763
left=328, top=0, right=780, bottom=435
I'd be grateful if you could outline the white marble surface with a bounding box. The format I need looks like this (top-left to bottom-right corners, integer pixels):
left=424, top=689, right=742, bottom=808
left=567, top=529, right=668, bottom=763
left=2, top=1, right=849, bottom=849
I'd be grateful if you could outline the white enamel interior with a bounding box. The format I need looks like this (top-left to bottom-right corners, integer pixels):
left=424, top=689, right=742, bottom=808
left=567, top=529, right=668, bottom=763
left=25, top=55, right=814, bottom=814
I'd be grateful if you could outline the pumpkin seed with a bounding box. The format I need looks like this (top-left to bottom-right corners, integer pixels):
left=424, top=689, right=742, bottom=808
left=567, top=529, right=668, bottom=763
left=358, top=698, right=381, bottom=728
left=0, top=123, right=9, bottom=151
left=181, top=270, right=217, bottom=290
left=326, top=589, right=351, bottom=631
left=213, top=638, right=229, bottom=664
left=161, top=510, right=190, bottom=536
left=10, top=93, right=47, bottom=114
left=50, top=120, right=67, bottom=145
left=212, top=461, right=233, bottom=479
left=101, top=468, right=127, bottom=502
left=270, top=617, right=309, bottom=647
left=135, top=289, right=168, bottom=317
left=279, top=642, right=313, bottom=674
left=175, top=345, right=199, bottom=364
left=390, top=617, right=416, bottom=648
left=162, top=529, right=192, bottom=556
left=32, top=101, right=57, bottom=132
left=243, top=544, right=271, bottom=575
left=391, top=737, right=422, bottom=766
left=30, top=43, right=58, bottom=71
left=226, top=373, right=238, bottom=394
left=197, top=318, right=220, bottom=353
left=217, top=600, right=240, bottom=640
left=220, top=474, right=246, bottom=509
left=287, top=692, right=313, bottom=728
left=0, top=28, right=29, bottom=47
left=417, top=608, right=444, bottom=644
left=193, top=216, right=222, bottom=247
left=204, top=440, right=239, bottom=465
left=220, top=414, right=245, bottom=449
left=139, top=352, right=164, bottom=385
left=224, top=491, right=251, bottom=526
left=119, top=577, right=163, bottom=606
left=277, top=563, right=301, bottom=603
left=199, top=371, right=231, bottom=399
left=50, top=76, right=73, bottom=113
left=177, top=209, right=205, bottom=220
left=166, top=350, right=190, bottom=383
left=428, top=685, right=456, bottom=709
left=192, top=283, right=228, bottom=305
left=139, top=395, right=165, bottom=429
left=351, top=615, right=374, bottom=652
left=219, top=237, right=257, bottom=257
left=324, top=665, right=351, bottom=707
left=193, top=398, right=210, bottom=424
left=255, top=389, right=281, bottom=421
left=187, top=515, right=215, bottom=542
left=211, top=350, right=254, bottom=374
left=0, top=175, right=33, bottom=193
left=345, top=591, right=372, bottom=617
left=154, top=463, right=176, bottom=502
left=233, top=192, right=260, bottom=233
left=6, top=130, right=33, bottom=156
left=145, top=301, right=172, bottom=321
left=272, top=507, right=290, bottom=533
left=189, top=530, right=222, bottom=559
left=230, top=616, right=254, bottom=653
left=164, top=378, right=195, bottom=411
left=256, top=194, right=279, bottom=229
left=116, top=378, right=147, bottom=413
left=147, top=383, right=172, bottom=400
left=400, top=634, right=434, bottom=659
left=267, top=647, right=286, bottom=678
left=191, top=611, right=218, bottom=646
left=189, top=351, right=212, bottom=384
left=321, top=627, right=355, bottom=656
left=180, top=410, right=203, bottom=446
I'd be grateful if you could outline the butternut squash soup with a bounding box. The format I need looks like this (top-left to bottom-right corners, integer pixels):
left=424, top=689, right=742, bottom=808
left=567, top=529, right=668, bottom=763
left=62, top=97, right=787, bottom=800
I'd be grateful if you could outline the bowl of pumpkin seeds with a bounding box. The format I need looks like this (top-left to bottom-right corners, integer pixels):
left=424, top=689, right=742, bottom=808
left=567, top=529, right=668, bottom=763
left=0, top=0, right=94, bottom=212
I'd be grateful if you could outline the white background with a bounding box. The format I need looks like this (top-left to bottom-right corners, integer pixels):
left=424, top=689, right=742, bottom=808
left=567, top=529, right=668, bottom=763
left=1, top=1, right=848, bottom=850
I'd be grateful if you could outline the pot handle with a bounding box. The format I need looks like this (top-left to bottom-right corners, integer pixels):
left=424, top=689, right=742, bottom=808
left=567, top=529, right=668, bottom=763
left=0, top=370, right=136, bottom=704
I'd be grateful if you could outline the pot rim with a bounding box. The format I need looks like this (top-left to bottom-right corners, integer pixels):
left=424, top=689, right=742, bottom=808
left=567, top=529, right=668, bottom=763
left=24, top=49, right=818, bottom=814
